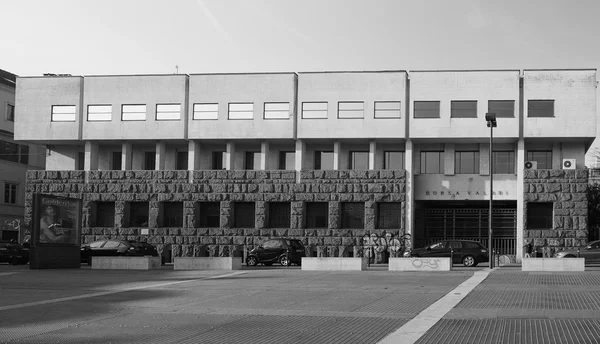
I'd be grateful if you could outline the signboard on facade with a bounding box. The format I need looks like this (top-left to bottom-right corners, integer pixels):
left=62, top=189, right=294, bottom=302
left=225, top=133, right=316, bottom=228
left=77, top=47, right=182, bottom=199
left=414, top=175, right=517, bottom=201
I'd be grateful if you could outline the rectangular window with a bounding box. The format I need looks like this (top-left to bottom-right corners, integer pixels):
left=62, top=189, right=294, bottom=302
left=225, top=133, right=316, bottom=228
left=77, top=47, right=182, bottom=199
left=302, top=102, right=327, bottom=119
left=4, top=183, right=17, bottom=204
left=384, top=151, right=404, bottom=170
left=528, top=100, right=554, bottom=118
left=0, top=141, right=19, bottom=162
left=264, top=102, right=290, bottom=119
left=342, top=202, right=365, bottom=229
left=95, top=202, right=115, bottom=227
left=527, top=203, right=553, bottom=229
left=374, top=101, right=401, bottom=119
left=451, top=101, right=477, bottom=118
left=244, top=152, right=261, bottom=170
left=51, top=105, right=76, bottom=122
left=349, top=151, right=369, bottom=170
left=268, top=202, right=291, bottom=228
left=420, top=151, right=444, bottom=174
left=488, top=100, right=515, bottom=118
left=77, top=151, right=85, bottom=170
left=493, top=151, right=515, bottom=174
left=19, top=145, right=29, bottom=165
left=198, top=202, right=220, bottom=227
left=156, top=104, right=181, bottom=121
left=212, top=151, right=225, bottom=170
left=112, top=151, right=122, bottom=170
left=305, top=202, right=328, bottom=228
left=527, top=151, right=552, bottom=169
left=278, top=151, right=295, bottom=170
left=161, top=202, right=183, bottom=227
left=193, top=103, right=218, bottom=120
left=314, top=151, right=334, bottom=170
left=338, top=101, right=364, bottom=119
left=377, top=202, right=401, bottom=229
left=122, top=105, right=146, bottom=121
left=455, top=151, right=480, bottom=174
left=6, top=103, right=14, bottom=121
left=414, top=101, right=440, bottom=118
left=228, top=103, right=254, bottom=120
left=234, top=202, right=255, bottom=228
left=176, top=151, right=188, bottom=170
left=144, top=151, right=156, bottom=170
left=128, top=202, right=149, bottom=227
left=87, top=105, right=112, bottom=121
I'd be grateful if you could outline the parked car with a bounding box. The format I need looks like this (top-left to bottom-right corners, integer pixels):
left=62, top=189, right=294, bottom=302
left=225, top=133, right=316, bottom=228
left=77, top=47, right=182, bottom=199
left=0, top=240, right=29, bottom=265
left=409, top=240, right=489, bottom=267
left=246, top=238, right=306, bottom=267
left=554, top=240, right=600, bottom=263
left=81, top=239, right=159, bottom=265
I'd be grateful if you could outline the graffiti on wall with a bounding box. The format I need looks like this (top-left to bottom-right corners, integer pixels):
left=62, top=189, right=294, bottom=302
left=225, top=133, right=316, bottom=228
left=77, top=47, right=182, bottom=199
left=362, top=231, right=411, bottom=261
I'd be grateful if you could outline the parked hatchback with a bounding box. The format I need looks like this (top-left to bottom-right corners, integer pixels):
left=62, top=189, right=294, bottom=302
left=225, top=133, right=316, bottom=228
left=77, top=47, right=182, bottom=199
left=247, top=238, right=306, bottom=267
left=410, top=240, right=489, bottom=267
left=0, top=240, right=29, bottom=265
left=81, top=239, right=159, bottom=265
left=554, top=240, right=600, bottom=263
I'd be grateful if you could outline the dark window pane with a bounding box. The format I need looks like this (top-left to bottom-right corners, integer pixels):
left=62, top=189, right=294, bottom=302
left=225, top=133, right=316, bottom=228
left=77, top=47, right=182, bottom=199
left=349, top=151, right=369, bottom=170
left=305, top=202, right=328, bottom=228
left=527, top=203, right=553, bottom=229
left=234, top=202, right=255, bottom=228
left=278, top=151, right=295, bottom=170
left=377, top=202, right=401, bottom=229
left=212, top=152, right=225, bottom=170
left=161, top=202, right=183, bottom=227
left=176, top=151, right=188, bottom=170
left=493, top=151, right=515, bottom=174
left=245, top=152, right=260, bottom=170
left=6, top=104, right=15, bottom=121
left=144, top=152, right=156, bottom=170
left=342, top=202, right=364, bottom=229
left=420, top=151, right=444, bottom=174
left=128, top=202, right=149, bottom=227
left=414, top=101, right=440, bottom=118
left=455, top=151, right=480, bottom=174
left=20, top=145, right=29, bottom=165
left=4, top=183, right=17, bottom=204
left=315, top=151, right=334, bottom=170
left=199, top=202, right=220, bottom=228
left=95, top=202, right=115, bottom=227
left=77, top=151, right=85, bottom=170
left=0, top=141, right=19, bottom=162
left=528, top=100, right=554, bottom=117
left=527, top=151, right=552, bottom=169
left=489, top=100, right=515, bottom=118
left=268, top=202, right=291, bottom=228
left=112, top=151, right=122, bottom=170
left=384, top=151, right=404, bottom=170
left=451, top=101, right=477, bottom=118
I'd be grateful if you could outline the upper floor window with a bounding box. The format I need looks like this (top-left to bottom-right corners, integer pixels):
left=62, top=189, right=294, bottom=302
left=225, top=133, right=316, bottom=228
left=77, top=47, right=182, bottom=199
left=302, top=102, right=327, bottom=119
left=233, top=202, right=255, bottom=228
left=527, top=150, right=552, bottom=169
left=228, top=103, right=254, bottom=120
left=193, top=103, right=218, bottom=120
left=451, top=101, right=477, bottom=118
left=212, top=151, right=225, bottom=170
left=121, top=105, right=146, bottom=121
left=6, top=103, right=14, bottom=122
left=349, top=151, right=369, bottom=170
left=338, top=102, right=364, bottom=119
left=374, top=101, right=401, bottom=119
left=160, top=202, right=183, bottom=227
left=94, top=202, right=115, bottom=227
left=264, top=102, right=290, bottom=120
left=156, top=104, right=181, bottom=121
left=0, top=141, right=19, bottom=163
left=278, top=151, right=295, bottom=170
left=414, top=101, right=440, bottom=118
left=4, top=182, right=17, bottom=204
left=420, top=151, right=444, bottom=174
left=377, top=202, right=401, bottom=229
left=128, top=202, right=149, bottom=227
left=455, top=151, right=480, bottom=174
left=342, top=202, right=365, bottom=229
left=528, top=100, right=554, bottom=118
left=305, top=202, right=328, bottom=228
left=51, top=105, right=76, bottom=122
left=244, top=151, right=260, bottom=170
left=489, top=100, right=515, bottom=118
left=268, top=202, right=291, bottom=228
left=87, top=105, right=112, bottom=122
left=384, top=151, right=404, bottom=170
left=493, top=151, right=515, bottom=174
left=198, top=202, right=220, bottom=227
left=314, top=151, right=334, bottom=170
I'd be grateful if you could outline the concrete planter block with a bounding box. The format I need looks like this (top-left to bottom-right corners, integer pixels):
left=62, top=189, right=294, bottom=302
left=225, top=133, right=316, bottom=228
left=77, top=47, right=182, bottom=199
left=174, top=257, right=242, bottom=270
left=522, top=258, right=585, bottom=271
left=92, top=256, right=161, bottom=270
left=301, top=257, right=367, bottom=271
left=388, top=258, right=452, bottom=271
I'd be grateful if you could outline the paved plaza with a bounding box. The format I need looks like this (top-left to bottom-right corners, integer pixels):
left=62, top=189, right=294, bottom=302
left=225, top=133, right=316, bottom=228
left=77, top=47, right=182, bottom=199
left=1, top=264, right=600, bottom=343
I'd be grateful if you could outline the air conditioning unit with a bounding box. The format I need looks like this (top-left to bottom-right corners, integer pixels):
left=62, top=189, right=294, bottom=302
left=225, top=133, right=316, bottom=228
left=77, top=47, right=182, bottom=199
left=524, top=161, right=537, bottom=170
left=562, top=159, right=576, bottom=170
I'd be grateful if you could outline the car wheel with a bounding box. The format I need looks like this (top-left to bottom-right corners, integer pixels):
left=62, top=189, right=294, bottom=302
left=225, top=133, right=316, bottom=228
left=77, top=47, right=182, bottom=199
left=279, top=255, right=290, bottom=267
left=463, top=255, right=476, bottom=267
left=246, top=256, right=258, bottom=267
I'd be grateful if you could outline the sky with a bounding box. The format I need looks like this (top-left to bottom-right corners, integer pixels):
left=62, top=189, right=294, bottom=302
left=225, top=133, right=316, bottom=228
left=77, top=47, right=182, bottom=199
left=2, top=0, right=600, bottom=76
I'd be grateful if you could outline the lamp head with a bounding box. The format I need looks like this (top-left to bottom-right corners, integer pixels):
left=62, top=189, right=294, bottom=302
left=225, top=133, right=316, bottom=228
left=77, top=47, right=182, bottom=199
left=485, top=112, right=496, bottom=122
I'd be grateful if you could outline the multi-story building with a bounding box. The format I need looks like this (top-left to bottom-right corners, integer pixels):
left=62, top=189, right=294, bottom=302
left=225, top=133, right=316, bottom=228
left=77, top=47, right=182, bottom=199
left=15, top=69, right=597, bottom=263
left=0, top=69, right=46, bottom=241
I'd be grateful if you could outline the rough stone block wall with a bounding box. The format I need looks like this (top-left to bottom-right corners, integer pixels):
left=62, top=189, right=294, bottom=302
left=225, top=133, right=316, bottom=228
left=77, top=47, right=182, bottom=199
left=25, top=169, right=407, bottom=261
left=524, top=169, right=588, bottom=256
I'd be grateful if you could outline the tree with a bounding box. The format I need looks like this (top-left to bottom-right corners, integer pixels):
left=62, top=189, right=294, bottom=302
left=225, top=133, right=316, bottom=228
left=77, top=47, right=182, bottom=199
left=587, top=182, right=600, bottom=241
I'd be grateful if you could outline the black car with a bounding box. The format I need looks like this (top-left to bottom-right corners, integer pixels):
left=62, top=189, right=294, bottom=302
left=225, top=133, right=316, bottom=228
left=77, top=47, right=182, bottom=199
left=0, top=240, right=29, bottom=265
left=247, top=238, right=306, bottom=267
left=81, top=239, right=159, bottom=265
left=410, top=240, right=489, bottom=267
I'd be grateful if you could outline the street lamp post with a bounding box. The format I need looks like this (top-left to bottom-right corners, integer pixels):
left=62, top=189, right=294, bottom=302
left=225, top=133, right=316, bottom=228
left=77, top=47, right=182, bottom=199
left=486, top=112, right=497, bottom=269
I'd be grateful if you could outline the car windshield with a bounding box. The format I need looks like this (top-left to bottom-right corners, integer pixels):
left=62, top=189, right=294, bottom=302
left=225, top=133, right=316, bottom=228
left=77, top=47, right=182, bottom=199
left=429, top=242, right=444, bottom=249
left=287, top=240, right=304, bottom=249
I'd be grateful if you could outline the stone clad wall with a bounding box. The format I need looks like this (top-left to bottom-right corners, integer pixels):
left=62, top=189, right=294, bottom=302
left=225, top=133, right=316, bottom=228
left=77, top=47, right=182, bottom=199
left=524, top=169, right=588, bottom=256
left=25, top=170, right=406, bottom=259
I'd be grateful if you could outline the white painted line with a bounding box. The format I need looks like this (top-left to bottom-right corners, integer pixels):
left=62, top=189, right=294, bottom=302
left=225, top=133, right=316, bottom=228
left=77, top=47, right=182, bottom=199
left=0, top=272, right=19, bottom=277
left=0, top=271, right=246, bottom=312
left=378, top=269, right=492, bottom=344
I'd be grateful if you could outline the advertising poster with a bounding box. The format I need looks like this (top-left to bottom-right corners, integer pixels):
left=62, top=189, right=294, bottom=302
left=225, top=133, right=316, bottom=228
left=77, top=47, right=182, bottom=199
left=33, top=194, right=81, bottom=246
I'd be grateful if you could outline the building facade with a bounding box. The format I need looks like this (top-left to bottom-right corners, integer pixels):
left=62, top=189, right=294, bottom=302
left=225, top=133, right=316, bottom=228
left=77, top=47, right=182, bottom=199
left=15, top=69, right=597, bottom=263
left=0, top=69, right=46, bottom=241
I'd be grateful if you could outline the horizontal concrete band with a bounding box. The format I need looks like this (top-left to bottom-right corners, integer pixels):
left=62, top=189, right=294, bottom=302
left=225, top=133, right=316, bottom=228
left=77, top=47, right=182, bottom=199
left=522, top=258, right=585, bottom=271
left=91, top=256, right=161, bottom=270
left=174, top=257, right=242, bottom=270
left=388, top=258, right=452, bottom=271
left=301, top=257, right=368, bottom=271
